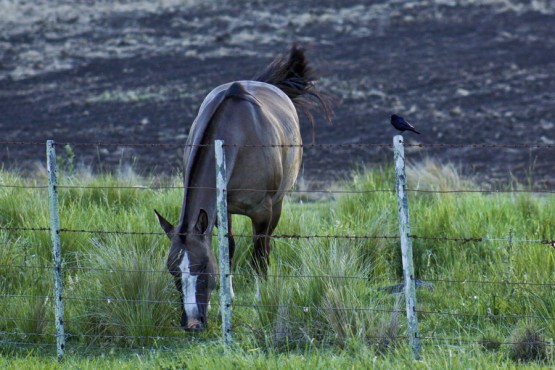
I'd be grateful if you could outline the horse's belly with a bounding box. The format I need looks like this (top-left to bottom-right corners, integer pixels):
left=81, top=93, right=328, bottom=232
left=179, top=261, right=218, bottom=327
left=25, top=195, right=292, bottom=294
left=226, top=149, right=301, bottom=218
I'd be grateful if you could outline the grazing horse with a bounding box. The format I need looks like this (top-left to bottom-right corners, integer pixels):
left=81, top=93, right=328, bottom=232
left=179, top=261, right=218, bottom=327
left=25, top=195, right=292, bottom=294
left=155, top=46, right=331, bottom=331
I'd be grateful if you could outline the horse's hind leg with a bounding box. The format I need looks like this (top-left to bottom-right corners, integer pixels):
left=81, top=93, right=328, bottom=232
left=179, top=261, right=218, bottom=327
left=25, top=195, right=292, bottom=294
left=251, top=200, right=282, bottom=276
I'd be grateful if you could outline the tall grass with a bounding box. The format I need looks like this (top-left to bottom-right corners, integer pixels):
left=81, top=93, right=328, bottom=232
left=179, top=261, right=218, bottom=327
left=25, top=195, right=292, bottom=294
left=0, top=162, right=554, bottom=366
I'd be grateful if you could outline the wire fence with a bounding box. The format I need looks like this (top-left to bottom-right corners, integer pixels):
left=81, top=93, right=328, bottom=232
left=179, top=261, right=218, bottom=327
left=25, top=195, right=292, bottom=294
left=0, top=140, right=554, bottom=360
left=2, top=140, right=555, bottom=149
left=3, top=182, right=555, bottom=195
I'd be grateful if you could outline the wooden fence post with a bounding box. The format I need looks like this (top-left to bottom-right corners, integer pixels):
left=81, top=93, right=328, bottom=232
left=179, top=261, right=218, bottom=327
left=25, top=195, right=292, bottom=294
left=46, top=140, right=66, bottom=361
left=393, top=135, right=421, bottom=359
left=215, top=140, right=232, bottom=346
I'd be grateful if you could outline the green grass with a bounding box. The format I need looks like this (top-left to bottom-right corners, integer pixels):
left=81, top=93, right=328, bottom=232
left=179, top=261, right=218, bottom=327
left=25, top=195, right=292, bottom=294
left=2, top=343, right=552, bottom=370
left=0, top=162, right=554, bottom=368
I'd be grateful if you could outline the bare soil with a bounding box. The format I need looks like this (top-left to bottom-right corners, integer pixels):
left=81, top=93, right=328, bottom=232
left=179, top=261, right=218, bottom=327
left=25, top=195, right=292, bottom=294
left=1, top=0, right=554, bottom=187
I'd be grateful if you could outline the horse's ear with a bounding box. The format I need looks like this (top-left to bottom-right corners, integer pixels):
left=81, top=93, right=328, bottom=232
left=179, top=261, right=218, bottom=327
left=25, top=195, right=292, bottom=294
left=195, top=209, right=209, bottom=235
left=154, top=209, right=174, bottom=239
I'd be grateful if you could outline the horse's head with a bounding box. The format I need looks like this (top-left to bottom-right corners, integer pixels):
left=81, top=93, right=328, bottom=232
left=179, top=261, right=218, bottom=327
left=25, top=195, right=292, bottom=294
left=155, top=209, right=217, bottom=331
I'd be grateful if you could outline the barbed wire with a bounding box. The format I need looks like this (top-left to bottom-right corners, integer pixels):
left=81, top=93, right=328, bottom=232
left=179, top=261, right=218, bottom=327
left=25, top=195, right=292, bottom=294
left=0, top=340, right=56, bottom=347
left=0, top=293, right=396, bottom=313
left=3, top=182, right=554, bottom=195
left=404, top=143, right=555, bottom=149
left=2, top=175, right=553, bottom=197
left=0, top=184, right=48, bottom=189
left=47, top=341, right=222, bottom=353
left=0, top=327, right=409, bottom=343
left=63, top=332, right=192, bottom=341
left=63, top=320, right=180, bottom=331
left=56, top=185, right=396, bottom=195
left=0, top=331, right=53, bottom=337
left=0, top=316, right=183, bottom=331
left=409, top=235, right=555, bottom=245
left=243, top=328, right=555, bottom=348
left=416, top=309, right=554, bottom=321
left=0, top=226, right=50, bottom=232
left=207, top=233, right=554, bottom=246
left=1, top=225, right=553, bottom=247
left=0, top=263, right=373, bottom=281
left=419, top=278, right=555, bottom=287
left=0, top=141, right=185, bottom=148
left=58, top=228, right=167, bottom=236
left=1, top=140, right=554, bottom=149
left=0, top=293, right=52, bottom=300
left=0, top=293, right=187, bottom=306
left=0, top=141, right=46, bottom=146
left=232, top=303, right=392, bottom=314
left=2, top=263, right=555, bottom=288
left=2, top=183, right=395, bottom=194
left=3, top=336, right=554, bottom=354
left=419, top=336, right=555, bottom=347
left=4, top=329, right=555, bottom=348
left=0, top=339, right=211, bottom=354
left=0, top=316, right=51, bottom=323
left=406, top=189, right=555, bottom=194
left=0, top=292, right=401, bottom=315
left=0, top=225, right=392, bottom=239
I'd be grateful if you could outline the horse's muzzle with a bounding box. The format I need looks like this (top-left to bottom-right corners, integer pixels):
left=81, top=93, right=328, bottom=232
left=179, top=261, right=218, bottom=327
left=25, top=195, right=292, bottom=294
left=183, top=318, right=205, bottom=332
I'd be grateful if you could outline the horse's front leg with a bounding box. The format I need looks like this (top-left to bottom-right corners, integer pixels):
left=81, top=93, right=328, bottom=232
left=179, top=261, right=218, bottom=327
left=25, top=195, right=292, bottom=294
left=251, top=200, right=282, bottom=277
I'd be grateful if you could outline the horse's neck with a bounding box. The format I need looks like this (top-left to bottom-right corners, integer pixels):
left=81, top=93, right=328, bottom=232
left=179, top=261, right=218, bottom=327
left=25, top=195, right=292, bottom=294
left=178, top=171, right=218, bottom=233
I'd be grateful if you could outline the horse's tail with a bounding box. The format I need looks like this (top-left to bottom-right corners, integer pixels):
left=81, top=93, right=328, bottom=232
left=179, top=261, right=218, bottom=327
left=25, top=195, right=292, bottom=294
left=254, top=45, right=333, bottom=141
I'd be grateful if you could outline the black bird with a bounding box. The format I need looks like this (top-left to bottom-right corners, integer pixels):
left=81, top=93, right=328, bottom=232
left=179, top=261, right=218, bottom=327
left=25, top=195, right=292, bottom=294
left=390, top=114, right=420, bottom=134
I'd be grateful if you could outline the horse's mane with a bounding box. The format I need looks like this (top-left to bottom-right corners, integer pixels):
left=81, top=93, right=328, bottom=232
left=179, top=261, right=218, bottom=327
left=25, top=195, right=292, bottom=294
left=254, top=45, right=333, bottom=142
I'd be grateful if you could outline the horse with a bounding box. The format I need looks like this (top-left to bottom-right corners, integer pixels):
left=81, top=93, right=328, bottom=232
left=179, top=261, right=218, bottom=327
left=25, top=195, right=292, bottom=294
left=155, top=46, right=331, bottom=331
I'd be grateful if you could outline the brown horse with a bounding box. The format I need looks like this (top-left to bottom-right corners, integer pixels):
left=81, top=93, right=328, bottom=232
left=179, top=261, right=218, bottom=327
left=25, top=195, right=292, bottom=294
left=155, top=46, right=331, bottom=331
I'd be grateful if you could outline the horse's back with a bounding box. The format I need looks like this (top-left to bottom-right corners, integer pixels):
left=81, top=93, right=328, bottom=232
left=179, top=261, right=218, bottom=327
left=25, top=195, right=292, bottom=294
left=186, top=81, right=299, bottom=149
left=220, top=81, right=302, bottom=205
left=201, top=80, right=298, bottom=136
left=187, top=81, right=302, bottom=214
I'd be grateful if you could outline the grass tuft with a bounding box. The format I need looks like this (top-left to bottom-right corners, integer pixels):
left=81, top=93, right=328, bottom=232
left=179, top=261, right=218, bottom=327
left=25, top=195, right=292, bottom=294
left=509, top=325, right=549, bottom=363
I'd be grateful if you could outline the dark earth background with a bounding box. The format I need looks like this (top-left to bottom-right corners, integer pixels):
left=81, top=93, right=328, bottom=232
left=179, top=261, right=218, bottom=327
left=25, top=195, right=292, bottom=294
left=1, top=0, right=554, bottom=187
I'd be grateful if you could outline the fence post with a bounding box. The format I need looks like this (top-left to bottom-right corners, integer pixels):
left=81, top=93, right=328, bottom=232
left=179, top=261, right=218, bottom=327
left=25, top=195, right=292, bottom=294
left=393, top=135, right=421, bottom=359
left=214, top=140, right=232, bottom=346
left=46, top=140, right=65, bottom=361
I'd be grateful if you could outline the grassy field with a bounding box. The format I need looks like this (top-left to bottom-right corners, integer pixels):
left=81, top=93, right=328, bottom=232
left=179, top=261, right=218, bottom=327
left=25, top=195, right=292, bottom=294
left=0, top=160, right=554, bottom=368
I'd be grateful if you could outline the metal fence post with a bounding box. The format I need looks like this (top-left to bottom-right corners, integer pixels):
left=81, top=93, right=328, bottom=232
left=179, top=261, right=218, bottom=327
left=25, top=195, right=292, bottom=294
left=214, top=140, right=232, bottom=346
left=46, top=140, right=65, bottom=361
left=393, top=135, right=421, bottom=359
